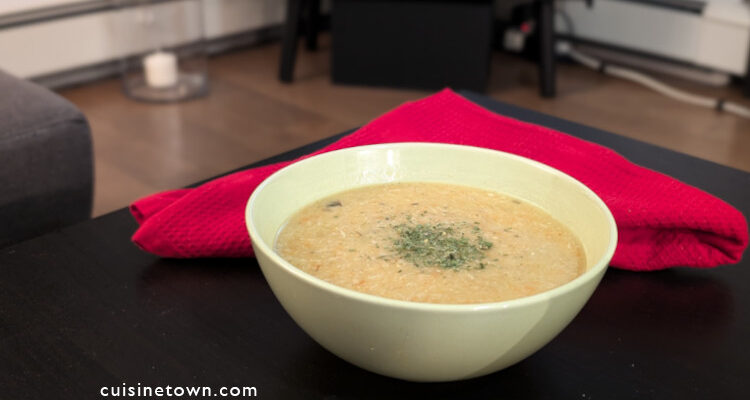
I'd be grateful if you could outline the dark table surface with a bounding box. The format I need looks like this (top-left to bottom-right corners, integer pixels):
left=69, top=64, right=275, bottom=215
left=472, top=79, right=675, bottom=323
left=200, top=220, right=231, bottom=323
left=2, top=92, right=748, bottom=399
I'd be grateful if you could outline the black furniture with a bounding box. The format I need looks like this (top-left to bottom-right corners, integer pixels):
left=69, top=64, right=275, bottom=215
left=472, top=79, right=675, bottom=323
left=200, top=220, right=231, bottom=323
left=279, top=0, right=558, bottom=96
left=0, top=68, right=93, bottom=248
left=331, top=0, right=494, bottom=92
left=2, top=92, right=748, bottom=399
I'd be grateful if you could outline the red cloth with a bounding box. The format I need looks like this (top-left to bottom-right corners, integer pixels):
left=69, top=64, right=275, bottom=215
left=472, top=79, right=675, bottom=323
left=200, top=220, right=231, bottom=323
left=131, top=89, right=748, bottom=271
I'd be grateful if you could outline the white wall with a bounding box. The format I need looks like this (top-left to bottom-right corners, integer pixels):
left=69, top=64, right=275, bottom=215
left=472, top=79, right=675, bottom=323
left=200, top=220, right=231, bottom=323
left=0, top=0, right=285, bottom=79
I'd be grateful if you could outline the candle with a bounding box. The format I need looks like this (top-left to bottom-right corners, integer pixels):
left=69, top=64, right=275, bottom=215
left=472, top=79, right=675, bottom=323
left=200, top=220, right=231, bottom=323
left=143, top=51, right=178, bottom=88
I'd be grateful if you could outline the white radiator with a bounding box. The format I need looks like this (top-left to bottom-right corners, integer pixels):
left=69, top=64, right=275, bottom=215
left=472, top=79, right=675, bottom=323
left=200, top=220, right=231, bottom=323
left=555, top=0, right=750, bottom=76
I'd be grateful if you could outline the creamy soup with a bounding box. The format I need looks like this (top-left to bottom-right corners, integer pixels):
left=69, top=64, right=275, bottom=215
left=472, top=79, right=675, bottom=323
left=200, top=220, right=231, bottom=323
left=275, top=182, right=585, bottom=304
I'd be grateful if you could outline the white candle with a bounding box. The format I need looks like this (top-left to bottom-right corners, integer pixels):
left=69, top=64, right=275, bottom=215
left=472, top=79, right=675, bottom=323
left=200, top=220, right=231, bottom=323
left=143, top=51, right=178, bottom=88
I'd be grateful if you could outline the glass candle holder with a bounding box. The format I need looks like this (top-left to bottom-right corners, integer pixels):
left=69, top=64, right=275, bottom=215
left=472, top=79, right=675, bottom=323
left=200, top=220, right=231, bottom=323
left=116, top=0, right=209, bottom=102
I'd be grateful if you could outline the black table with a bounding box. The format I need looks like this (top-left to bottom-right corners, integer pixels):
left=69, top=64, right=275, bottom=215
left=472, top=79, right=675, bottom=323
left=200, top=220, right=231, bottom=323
left=2, top=92, right=748, bottom=399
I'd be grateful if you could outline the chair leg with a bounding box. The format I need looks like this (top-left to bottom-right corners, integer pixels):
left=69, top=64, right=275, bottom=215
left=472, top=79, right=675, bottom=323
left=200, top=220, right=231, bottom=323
left=538, top=0, right=556, bottom=98
left=305, top=0, right=320, bottom=51
left=280, top=0, right=304, bottom=82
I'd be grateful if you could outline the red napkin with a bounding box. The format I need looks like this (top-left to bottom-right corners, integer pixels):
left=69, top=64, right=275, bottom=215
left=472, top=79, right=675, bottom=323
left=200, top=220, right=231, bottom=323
left=131, top=89, right=748, bottom=271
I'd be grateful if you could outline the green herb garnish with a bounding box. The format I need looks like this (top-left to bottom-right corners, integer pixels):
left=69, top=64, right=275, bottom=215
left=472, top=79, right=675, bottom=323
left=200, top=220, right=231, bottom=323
left=392, top=221, right=493, bottom=269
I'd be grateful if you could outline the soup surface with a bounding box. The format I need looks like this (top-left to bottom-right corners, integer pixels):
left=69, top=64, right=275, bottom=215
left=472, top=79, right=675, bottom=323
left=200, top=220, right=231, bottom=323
left=275, top=182, right=585, bottom=304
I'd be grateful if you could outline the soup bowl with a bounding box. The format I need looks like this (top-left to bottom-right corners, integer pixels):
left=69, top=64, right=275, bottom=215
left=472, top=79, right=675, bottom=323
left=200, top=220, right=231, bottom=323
left=245, top=143, right=617, bottom=382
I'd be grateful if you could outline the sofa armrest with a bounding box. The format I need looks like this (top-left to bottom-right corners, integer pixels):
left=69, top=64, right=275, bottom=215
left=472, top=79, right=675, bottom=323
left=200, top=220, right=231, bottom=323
left=0, top=69, right=93, bottom=248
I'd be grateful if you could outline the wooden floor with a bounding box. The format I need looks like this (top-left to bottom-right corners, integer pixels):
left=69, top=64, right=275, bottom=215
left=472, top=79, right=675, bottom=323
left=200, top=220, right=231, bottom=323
left=58, top=37, right=750, bottom=217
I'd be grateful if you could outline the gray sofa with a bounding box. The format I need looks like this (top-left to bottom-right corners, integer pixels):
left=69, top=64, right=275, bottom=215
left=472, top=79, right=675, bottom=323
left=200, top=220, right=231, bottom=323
left=0, top=69, right=93, bottom=248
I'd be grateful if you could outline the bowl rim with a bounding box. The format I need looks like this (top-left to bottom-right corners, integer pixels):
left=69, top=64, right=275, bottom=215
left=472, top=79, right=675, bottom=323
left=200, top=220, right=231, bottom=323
left=246, top=142, right=618, bottom=313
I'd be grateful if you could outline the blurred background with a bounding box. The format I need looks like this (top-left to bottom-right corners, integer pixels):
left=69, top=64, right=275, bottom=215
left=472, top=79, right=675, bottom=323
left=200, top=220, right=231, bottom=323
left=1, top=0, right=748, bottom=218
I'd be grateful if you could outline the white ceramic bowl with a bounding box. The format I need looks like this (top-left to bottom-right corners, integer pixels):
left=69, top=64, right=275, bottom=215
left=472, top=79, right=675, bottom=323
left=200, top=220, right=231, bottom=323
left=246, top=143, right=617, bottom=382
